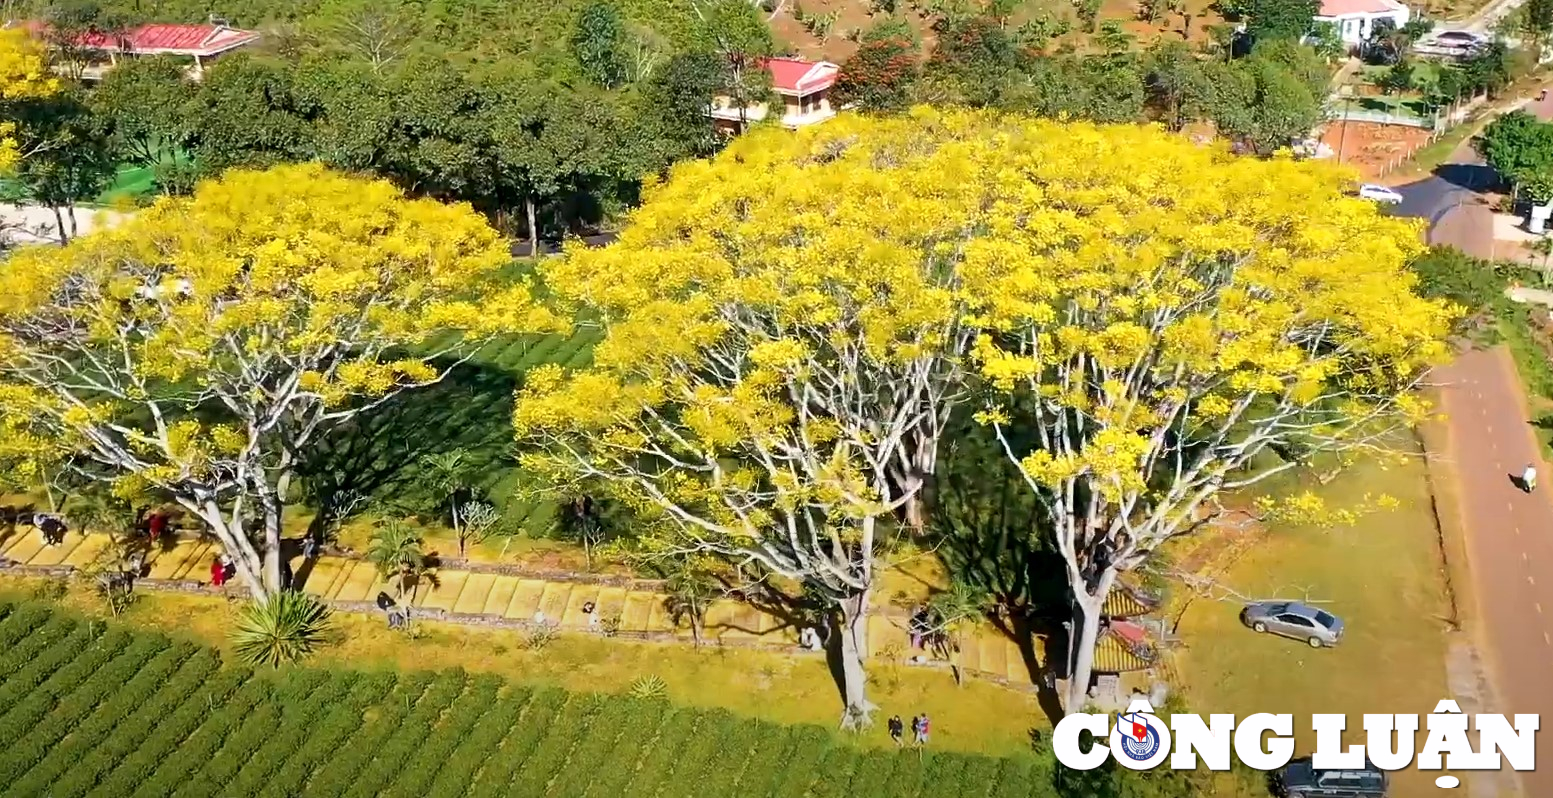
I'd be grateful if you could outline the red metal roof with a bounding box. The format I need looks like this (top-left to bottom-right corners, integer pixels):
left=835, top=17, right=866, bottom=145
left=760, top=57, right=839, bottom=95
left=25, top=22, right=259, bottom=57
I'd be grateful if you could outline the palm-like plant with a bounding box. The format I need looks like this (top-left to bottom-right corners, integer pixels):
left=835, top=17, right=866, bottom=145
left=419, top=448, right=472, bottom=550
left=925, top=581, right=992, bottom=686
left=367, top=519, right=427, bottom=601
left=230, top=590, right=333, bottom=668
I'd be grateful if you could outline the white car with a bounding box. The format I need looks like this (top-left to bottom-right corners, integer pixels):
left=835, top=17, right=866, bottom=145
left=1358, top=184, right=1404, bottom=205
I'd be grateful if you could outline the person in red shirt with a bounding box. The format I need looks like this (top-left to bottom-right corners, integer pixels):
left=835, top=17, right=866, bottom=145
left=148, top=512, right=166, bottom=544
left=209, top=557, right=225, bottom=588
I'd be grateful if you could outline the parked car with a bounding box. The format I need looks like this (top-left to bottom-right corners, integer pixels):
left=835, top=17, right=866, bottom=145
left=1434, top=30, right=1483, bottom=45
left=1276, top=757, right=1387, bottom=797
left=1240, top=600, right=1344, bottom=647
left=1358, top=184, right=1404, bottom=204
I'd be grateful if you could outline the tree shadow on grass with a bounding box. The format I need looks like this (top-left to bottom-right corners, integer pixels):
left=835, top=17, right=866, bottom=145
left=927, top=407, right=1070, bottom=725
left=293, top=359, right=522, bottom=532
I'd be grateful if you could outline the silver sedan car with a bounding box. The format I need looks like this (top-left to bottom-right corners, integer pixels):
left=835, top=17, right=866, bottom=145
left=1240, top=601, right=1344, bottom=648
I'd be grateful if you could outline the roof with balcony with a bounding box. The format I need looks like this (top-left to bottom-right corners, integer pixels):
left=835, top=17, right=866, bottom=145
left=760, top=57, right=839, bottom=96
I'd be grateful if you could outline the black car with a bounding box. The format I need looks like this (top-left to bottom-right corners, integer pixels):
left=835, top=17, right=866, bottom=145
left=1277, top=758, right=1387, bottom=797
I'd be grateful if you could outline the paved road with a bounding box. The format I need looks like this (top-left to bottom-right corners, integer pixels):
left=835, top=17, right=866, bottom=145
left=1390, top=94, right=1553, bottom=798
left=1435, top=350, right=1553, bottom=798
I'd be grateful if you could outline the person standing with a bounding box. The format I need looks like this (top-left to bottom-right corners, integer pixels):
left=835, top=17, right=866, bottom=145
left=1524, top=463, right=1539, bottom=493
left=888, top=715, right=904, bottom=746
left=914, top=714, right=930, bottom=746
left=209, top=557, right=225, bottom=588
left=583, top=601, right=599, bottom=629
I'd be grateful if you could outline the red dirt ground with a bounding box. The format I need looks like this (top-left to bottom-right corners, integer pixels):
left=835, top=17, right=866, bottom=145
left=1320, top=121, right=1435, bottom=182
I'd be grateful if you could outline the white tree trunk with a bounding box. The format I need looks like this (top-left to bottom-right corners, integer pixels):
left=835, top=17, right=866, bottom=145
left=177, top=498, right=268, bottom=600
left=1064, top=568, right=1117, bottom=714
left=837, top=589, right=877, bottom=729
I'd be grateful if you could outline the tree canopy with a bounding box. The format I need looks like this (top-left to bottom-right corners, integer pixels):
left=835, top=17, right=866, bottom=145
left=514, top=108, right=1453, bottom=719
left=0, top=28, right=61, bottom=172
left=0, top=163, right=550, bottom=599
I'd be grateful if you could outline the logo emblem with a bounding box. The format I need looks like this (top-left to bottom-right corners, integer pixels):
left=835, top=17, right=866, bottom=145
left=1109, top=705, right=1171, bottom=770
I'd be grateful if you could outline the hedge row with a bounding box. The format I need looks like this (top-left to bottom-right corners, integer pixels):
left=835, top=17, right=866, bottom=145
left=0, top=599, right=1213, bottom=798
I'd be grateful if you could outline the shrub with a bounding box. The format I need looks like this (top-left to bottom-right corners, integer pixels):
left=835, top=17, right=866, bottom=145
left=627, top=674, right=668, bottom=700
left=230, top=590, right=334, bottom=668
left=523, top=623, right=559, bottom=650
left=305, top=672, right=435, bottom=798
left=424, top=688, right=532, bottom=798
left=467, top=688, right=567, bottom=797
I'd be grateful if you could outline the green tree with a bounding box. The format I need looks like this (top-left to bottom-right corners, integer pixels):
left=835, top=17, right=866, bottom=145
left=1308, top=20, right=1345, bottom=60
left=1380, top=56, right=1414, bottom=94
left=572, top=0, right=630, bottom=89
left=11, top=92, right=118, bottom=244
left=1245, top=0, right=1319, bottom=41
left=183, top=55, right=312, bottom=174
left=419, top=448, right=477, bottom=556
left=646, top=50, right=726, bottom=158
left=308, top=0, right=423, bottom=73
left=1144, top=39, right=1202, bottom=130
left=1475, top=110, right=1553, bottom=200
left=91, top=56, right=195, bottom=192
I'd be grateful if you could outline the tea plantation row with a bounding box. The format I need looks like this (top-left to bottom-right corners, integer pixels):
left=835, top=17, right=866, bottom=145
left=0, top=600, right=1222, bottom=797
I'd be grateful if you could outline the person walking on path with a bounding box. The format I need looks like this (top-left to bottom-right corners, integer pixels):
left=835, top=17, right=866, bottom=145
left=888, top=715, right=904, bottom=746
left=1523, top=463, right=1539, bottom=493
left=583, top=601, right=599, bottom=629
left=913, top=714, right=930, bottom=746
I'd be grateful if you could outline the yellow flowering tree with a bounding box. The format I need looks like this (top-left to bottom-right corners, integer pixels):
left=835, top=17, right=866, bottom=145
left=0, top=163, right=547, bottom=599
left=959, top=119, right=1454, bottom=712
left=515, top=111, right=996, bottom=728
left=0, top=28, right=60, bottom=172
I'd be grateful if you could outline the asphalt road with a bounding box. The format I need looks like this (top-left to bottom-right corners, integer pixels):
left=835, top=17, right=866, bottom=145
left=1386, top=93, right=1553, bottom=798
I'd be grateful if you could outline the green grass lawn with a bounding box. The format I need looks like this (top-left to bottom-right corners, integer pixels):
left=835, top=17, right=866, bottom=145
left=1172, top=447, right=1450, bottom=796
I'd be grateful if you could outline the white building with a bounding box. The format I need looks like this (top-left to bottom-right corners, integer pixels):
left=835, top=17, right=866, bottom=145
left=1314, top=0, right=1411, bottom=44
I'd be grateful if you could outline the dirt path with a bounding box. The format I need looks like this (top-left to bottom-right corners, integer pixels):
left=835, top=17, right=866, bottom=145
left=1437, top=347, right=1553, bottom=797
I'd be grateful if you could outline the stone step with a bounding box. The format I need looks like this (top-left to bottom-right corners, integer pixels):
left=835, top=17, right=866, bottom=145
left=422, top=570, right=469, bottom=611
left=453, top=573, right=498, bottom=615
left=504, top=579, right=547, bottom=620
left=482, top=576, right=519, bottom=616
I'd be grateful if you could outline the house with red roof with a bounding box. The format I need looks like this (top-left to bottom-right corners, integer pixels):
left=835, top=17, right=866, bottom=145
left=1312, top=0, right=1411, bottom=45
left=709, top=57, right=840, bottom=134
left=18, top=20, right=260, bottom=80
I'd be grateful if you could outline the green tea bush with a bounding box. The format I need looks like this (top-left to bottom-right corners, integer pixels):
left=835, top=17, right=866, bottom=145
left=307, top=671, right=437, bottom=798
left=86, top=666, right=253, bottom=798
left=34, top=645, right=215, bottom=796
left=381, top=674, right=503, bottom=798
left=466, top=687, right=567, bottom=798
left=258, top=672, right=398, bottom=798
left=0, top=599, right=1232, bottom=798
left=506, top=693, right=606, bottom=795
left=423, top=688, right=532, bottom=798
left=224, top=670, right=355, bottom=798
left=134, top=676, right=271, bottom=797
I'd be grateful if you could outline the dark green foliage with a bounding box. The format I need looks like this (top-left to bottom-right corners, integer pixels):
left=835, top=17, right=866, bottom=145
left=467, top=687, right=567, bottom=797
left=424, top=687, right=533, bottom=798
left=305, top=671, right=437, bottom=798
left=1407, top=246, right=1509, bottom=321
left=1245, top=0, right=1319, bottom=41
